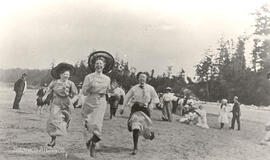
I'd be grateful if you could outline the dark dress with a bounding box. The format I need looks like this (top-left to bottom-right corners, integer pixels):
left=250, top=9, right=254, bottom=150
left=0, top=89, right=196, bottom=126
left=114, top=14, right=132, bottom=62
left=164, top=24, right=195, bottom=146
left=13, top=78, right=26, bottom=109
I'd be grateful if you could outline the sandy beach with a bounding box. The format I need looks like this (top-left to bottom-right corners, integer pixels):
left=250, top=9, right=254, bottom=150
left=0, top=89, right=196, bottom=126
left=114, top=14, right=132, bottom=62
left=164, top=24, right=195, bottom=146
left=0, top=88, right=270, bottom=160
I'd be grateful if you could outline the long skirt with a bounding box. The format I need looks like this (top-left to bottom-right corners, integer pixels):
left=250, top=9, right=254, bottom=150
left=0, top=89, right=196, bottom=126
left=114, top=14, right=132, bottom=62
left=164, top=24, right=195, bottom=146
left=46, top=105, right=71, bottom=137
left=161, top=101, right=173, bottom=121
left=218, top=112, right=229, bottom=124
left=82, top=94, right=107, bottom=140
left=128, top=103, right=153, bottom=139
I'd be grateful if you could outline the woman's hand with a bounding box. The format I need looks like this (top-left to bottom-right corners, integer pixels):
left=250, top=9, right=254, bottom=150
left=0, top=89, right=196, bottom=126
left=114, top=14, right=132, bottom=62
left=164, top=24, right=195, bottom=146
left=42, top=95, right=47, bottom=102
left=119, top=109, right=124, bottom=115
left=86, top=85, right=93, bottom=93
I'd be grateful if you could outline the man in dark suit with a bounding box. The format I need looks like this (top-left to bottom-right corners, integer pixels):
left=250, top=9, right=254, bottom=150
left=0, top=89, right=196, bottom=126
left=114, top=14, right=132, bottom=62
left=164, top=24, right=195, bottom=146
left=13, top=73, right=27, bottom=110
left=230, top=96, right=241, bottom=130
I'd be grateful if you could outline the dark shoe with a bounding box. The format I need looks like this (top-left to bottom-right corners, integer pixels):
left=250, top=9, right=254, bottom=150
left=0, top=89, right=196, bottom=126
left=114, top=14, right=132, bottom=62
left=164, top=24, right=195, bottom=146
left=47, top=140, right=56, bottom=148
left=131, top=149, right=138, bottom=155
left=150, top=132, right=155, bottom=140
left=162, top=117, right=168, bottom=121
left=230, top=127, right=234, bottom=130
left=90, top=141, right=96, bottom=157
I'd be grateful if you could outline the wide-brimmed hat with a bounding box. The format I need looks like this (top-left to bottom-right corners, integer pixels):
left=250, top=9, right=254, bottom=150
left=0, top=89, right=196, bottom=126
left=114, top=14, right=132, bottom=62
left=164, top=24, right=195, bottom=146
left=165, top=87, right=172, bottom=91
left=88, top=51, right=115, bottom=73
left=136, top=72, right=149, bottom=80
left=51, top=62, right=75, bottom=79
left=221, top=99, right=228, bottom=104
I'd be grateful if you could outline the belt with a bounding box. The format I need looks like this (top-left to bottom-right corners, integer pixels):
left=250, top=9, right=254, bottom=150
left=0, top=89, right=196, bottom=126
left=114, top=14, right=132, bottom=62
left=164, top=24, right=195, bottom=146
left=90, top=93, right=106, bottom=97
left=133, top=102, right=147, bottom=107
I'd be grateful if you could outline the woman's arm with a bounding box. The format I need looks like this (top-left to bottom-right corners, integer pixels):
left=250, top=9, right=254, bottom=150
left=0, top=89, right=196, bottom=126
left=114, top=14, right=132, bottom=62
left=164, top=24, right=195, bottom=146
left=82, top=76, right=91, bottom=96
left=119, top=88, right=134, bottom=114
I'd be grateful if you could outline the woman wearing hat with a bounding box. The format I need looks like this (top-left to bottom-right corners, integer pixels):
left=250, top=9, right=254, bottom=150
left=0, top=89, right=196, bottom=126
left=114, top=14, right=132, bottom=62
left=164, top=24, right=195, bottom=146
left=42, top=63, right=78, bottom=147
left=119, top=72, right=159, bottom=155
left=161, top=87, right=177, bottom=122
left=218, top=99, right=229, bottom=129
left=81, top=51, right=114, bottom=157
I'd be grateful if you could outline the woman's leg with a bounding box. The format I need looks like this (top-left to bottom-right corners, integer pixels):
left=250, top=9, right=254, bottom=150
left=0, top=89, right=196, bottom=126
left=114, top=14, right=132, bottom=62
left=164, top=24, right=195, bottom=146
left=48, top=136, right=56, bottom=147
left=89, top=134, right=100, bottom=157
left=132, top=129, right=139, bottom=155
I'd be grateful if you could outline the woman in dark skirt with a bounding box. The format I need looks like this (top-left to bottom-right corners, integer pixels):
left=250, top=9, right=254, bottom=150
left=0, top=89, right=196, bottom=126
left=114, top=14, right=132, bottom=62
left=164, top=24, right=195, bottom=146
left=119, top=72, right=159, bottom=155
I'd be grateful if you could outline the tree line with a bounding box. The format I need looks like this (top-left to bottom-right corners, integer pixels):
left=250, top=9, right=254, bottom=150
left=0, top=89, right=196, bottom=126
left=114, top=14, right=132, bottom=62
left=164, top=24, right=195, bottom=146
left=0, top=4, right=269, bottom=106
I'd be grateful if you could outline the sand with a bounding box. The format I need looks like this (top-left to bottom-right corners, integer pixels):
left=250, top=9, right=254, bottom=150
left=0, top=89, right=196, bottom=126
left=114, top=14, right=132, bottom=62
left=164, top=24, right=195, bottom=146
left=0, top=89, right=270, bottom=160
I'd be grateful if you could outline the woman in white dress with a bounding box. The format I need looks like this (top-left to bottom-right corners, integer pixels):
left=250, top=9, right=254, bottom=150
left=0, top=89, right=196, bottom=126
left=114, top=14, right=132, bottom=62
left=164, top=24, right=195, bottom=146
left=218, top=99, right=229, bottom=129
left=81, top=51, right=114, bottom=157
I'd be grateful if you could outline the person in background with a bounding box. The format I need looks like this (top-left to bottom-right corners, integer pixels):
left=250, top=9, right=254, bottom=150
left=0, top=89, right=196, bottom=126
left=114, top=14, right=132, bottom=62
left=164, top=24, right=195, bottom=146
left=13, top=73, right=27, bottom=110
left=73, top=82, right=84, bottom=108
left=36, top=83, right=48, bottom=114
left=178, top=95, right=193, bottom=116
left=161, top=87, right=178, bottom=122
left=194, top=105, right=209, bottom=129
left=42, top=63, right=78, bottom=148
left=218, top=99, right=229, bottom=129
left=230, top=96, right=241, bottom=131
left=260, top=72, right=270, bottom=146
left=119, top=72, right=159, bottom=155
left=108, top=79, right=125, bottom=119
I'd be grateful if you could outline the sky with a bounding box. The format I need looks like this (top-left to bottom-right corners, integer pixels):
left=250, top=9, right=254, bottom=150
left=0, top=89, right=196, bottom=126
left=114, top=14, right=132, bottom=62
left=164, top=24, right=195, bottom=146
left=0, top=0, right=269, bottom=77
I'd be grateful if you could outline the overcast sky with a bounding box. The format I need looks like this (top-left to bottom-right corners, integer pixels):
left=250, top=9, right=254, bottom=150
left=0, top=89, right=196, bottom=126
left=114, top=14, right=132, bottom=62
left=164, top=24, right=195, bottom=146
left=0, top=0, right=269, bottom=77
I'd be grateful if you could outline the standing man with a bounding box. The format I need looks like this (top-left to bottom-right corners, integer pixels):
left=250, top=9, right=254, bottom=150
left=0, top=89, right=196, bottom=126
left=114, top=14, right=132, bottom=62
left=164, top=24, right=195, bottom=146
left=230, top=96, right=241, bottom=131
left=13, top=73, right=27, bottom=110
left=119, top=72, right=159, bottom=155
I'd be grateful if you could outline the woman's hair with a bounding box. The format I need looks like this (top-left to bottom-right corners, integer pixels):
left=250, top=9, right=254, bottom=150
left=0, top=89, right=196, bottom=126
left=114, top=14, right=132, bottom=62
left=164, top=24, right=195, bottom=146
left=220, top=104, right=226, bottom=108
left=95, top=56, right=106, bottom=65
left=59, top=68, right=71, bottom=75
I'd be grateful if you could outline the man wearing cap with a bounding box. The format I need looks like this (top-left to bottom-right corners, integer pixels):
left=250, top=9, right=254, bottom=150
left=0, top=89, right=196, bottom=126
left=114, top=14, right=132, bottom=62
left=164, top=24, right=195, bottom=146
left=13, top=73, right=27, bottom=110
left=230, top=96, right=241, bottom=130
left=119, top=72, right=159, bottom=155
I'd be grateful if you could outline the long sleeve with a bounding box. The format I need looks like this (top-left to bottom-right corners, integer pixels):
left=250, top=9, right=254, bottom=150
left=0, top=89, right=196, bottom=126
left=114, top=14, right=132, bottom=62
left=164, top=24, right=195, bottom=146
left=82, top=76, right=90, bottom=96
left=150, top=87, right=159, bottom=104
left=122, top=88, right=134, bottom=109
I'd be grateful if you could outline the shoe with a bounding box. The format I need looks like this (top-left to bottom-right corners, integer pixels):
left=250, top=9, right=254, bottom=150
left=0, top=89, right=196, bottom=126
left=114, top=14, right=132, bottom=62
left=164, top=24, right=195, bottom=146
left=47, top=140, right=56, bottom=148
left=131, top=149, right=138, bottom=155
left=150, top=132, right=155, bottom=140
left=90, top=140, right=96, bottom=157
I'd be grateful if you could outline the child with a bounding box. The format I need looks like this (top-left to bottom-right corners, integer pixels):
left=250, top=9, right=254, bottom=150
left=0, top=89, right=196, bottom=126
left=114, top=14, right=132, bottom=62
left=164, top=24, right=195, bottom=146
left=218, top=99, right=229, bottom=129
